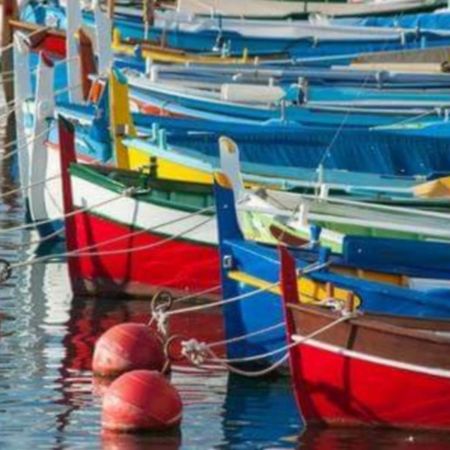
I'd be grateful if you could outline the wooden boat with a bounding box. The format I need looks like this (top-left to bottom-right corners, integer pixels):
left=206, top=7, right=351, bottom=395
left=23, top=0, right=450, bottom=57
left=111, top=27, right=289, bottom=64
left=124, top=61, right=450, bottom=89
left=121, top=129, right=450, bottom=248
left=216, top=139, right=450, bottom=251
left=19, top=54, right=450, bottom=242
left=13, top=41, right=111, bottom=238
left=127, top=76, right=450, bottom=128
left=280, top=245, right=450, bottom=430
left=214, top=171, right=450, bottom=367
left=175, top=0, right=447, bottom=19
left=121, top=91, right=450, bottom=177
left=57, top=116, right=219, bottom=299
left=9, top=17, right=285, bottom=65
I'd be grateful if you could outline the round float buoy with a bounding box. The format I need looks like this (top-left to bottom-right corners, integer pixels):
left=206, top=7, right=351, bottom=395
left=102, top=370, right=183, bottom=432
left=92, top=323, right=165, bottom=377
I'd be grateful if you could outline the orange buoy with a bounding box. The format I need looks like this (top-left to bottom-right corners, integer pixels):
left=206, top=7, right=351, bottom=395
left=102, top=370, right=183, bottom=432
left=92, top=323, right=165, bottom=377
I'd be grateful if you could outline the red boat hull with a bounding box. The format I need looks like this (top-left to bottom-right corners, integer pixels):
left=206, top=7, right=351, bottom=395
left=290, top=341, right=450, bottom=430
left=68, top=211, right=220, bottom=299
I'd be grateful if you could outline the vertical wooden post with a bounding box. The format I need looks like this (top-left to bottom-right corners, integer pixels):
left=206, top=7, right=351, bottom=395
left=1, top=0, right=19, bottom=144
left=107, top=0, right=114, bottom=20
left=76, top=28, right=97, bottom=101
left=143, top=0, right=155, bottom=40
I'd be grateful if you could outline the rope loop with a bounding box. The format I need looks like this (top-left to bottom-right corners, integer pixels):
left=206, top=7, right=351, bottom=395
left=151, top=290, right=174, bottom=314
left=0, top=259, right=12, bottom=284
left=149, top=290, right=174, bottom=336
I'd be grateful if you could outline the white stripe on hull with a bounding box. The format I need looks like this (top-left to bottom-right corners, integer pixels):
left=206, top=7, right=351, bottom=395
left=71, top=174, right=218, bottom=246
left=293, top=335, right=450, bottom=379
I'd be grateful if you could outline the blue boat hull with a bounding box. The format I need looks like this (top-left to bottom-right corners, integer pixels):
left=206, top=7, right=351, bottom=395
left=215, top=179, right=450, bottom=367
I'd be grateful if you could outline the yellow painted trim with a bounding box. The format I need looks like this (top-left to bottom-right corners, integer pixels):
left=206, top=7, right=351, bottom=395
left=127, top=146, right=214, bottom=184
left=413, top=176, right=450, bottom=198
left=228, top=271, right=362, bottom=307
left=214, top=172, right=233, bottom=189
left=110, top=36, right=267, bottom=65
left=109, top=69, right=136, bottom=170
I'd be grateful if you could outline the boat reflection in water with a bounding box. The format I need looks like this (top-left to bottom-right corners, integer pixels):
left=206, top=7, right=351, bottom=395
left=5, top=239, right=450, bottom=449
left=299, top=427, right=450, bottom=450
left=222, top=373, right=301, bottom=448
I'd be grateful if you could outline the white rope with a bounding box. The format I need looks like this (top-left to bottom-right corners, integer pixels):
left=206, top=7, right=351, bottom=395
left=54, top=82, right=85, bottom=98
left=173, top=284, right=222, bottom=304
left=19, top=225, right=65, bottom=248
left=181, top=311, right=357, bottom=377
left=0, top=26, right=53, bottom=55
left=209, top=322, right=285, bottom=348
left=167, top=281, right=281, bottom=317
left=62, top=204, right=215, bottom=256
left=6, top=204, right=215, bottom=272
left=0, top=173, right=61, bottom=201
left=0, top=124, right=52, bottom=165
left=0, top=188, right=129, bottom=235
left=152, top=256, right=330, bottom=335
left=0, top=100, right=21, bottom=123
left=71, top=215, right=214, bottom=257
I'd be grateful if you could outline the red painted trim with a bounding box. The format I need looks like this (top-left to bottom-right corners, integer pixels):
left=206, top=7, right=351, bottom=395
left=68, top=211, right=221, bottom=299
left=32, top=35, right=66, bottom=59
left=289, top=342, right=450, bottom=430
left=279, top=246, right=305, bottom=421
left=280, top=246, right=450, bottom=431
left=77, top=28, right=97, bottom=101
left=58, top=116, right=81, bottom=291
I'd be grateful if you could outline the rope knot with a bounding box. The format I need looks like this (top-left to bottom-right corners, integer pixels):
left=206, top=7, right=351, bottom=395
left=152, top=308, right=169, bottom=336
left=0, top=259, right=11, bottom=284
left=181, top=339, right=209, bottom=366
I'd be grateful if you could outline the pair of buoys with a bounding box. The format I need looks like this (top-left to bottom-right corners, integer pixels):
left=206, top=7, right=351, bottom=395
left=92, top=323, right=182, bottom=433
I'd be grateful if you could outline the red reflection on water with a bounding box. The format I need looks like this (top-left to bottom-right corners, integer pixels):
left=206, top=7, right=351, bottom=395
left=63, top=298, right=225, bottom=373
left=298, top=427, right=450, bottom=450
left=101, top=428, right=182, bottom=450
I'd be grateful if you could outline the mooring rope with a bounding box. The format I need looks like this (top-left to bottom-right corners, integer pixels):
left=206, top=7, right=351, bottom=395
left=60, top=204, right=215, bottom=257
left=0, top=203, right=216, bottom=281
left=0, top=173, right=61, bottom=201
left=151, top=257, right=330, bottom=338
left=180, top=311, right=357, bottom=377
left=0, top=188, right=130, bottom=235
left=0, top=125, right=53, bottom=165
left=0, top=26, right=53, bottom=56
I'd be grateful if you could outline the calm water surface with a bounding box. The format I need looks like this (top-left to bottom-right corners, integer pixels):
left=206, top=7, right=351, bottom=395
left=1, top=138, right=450, bottom=449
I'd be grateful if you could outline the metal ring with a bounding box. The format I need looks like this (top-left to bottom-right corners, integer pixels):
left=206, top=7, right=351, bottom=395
left=164, top=334, right=187, bottom=363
